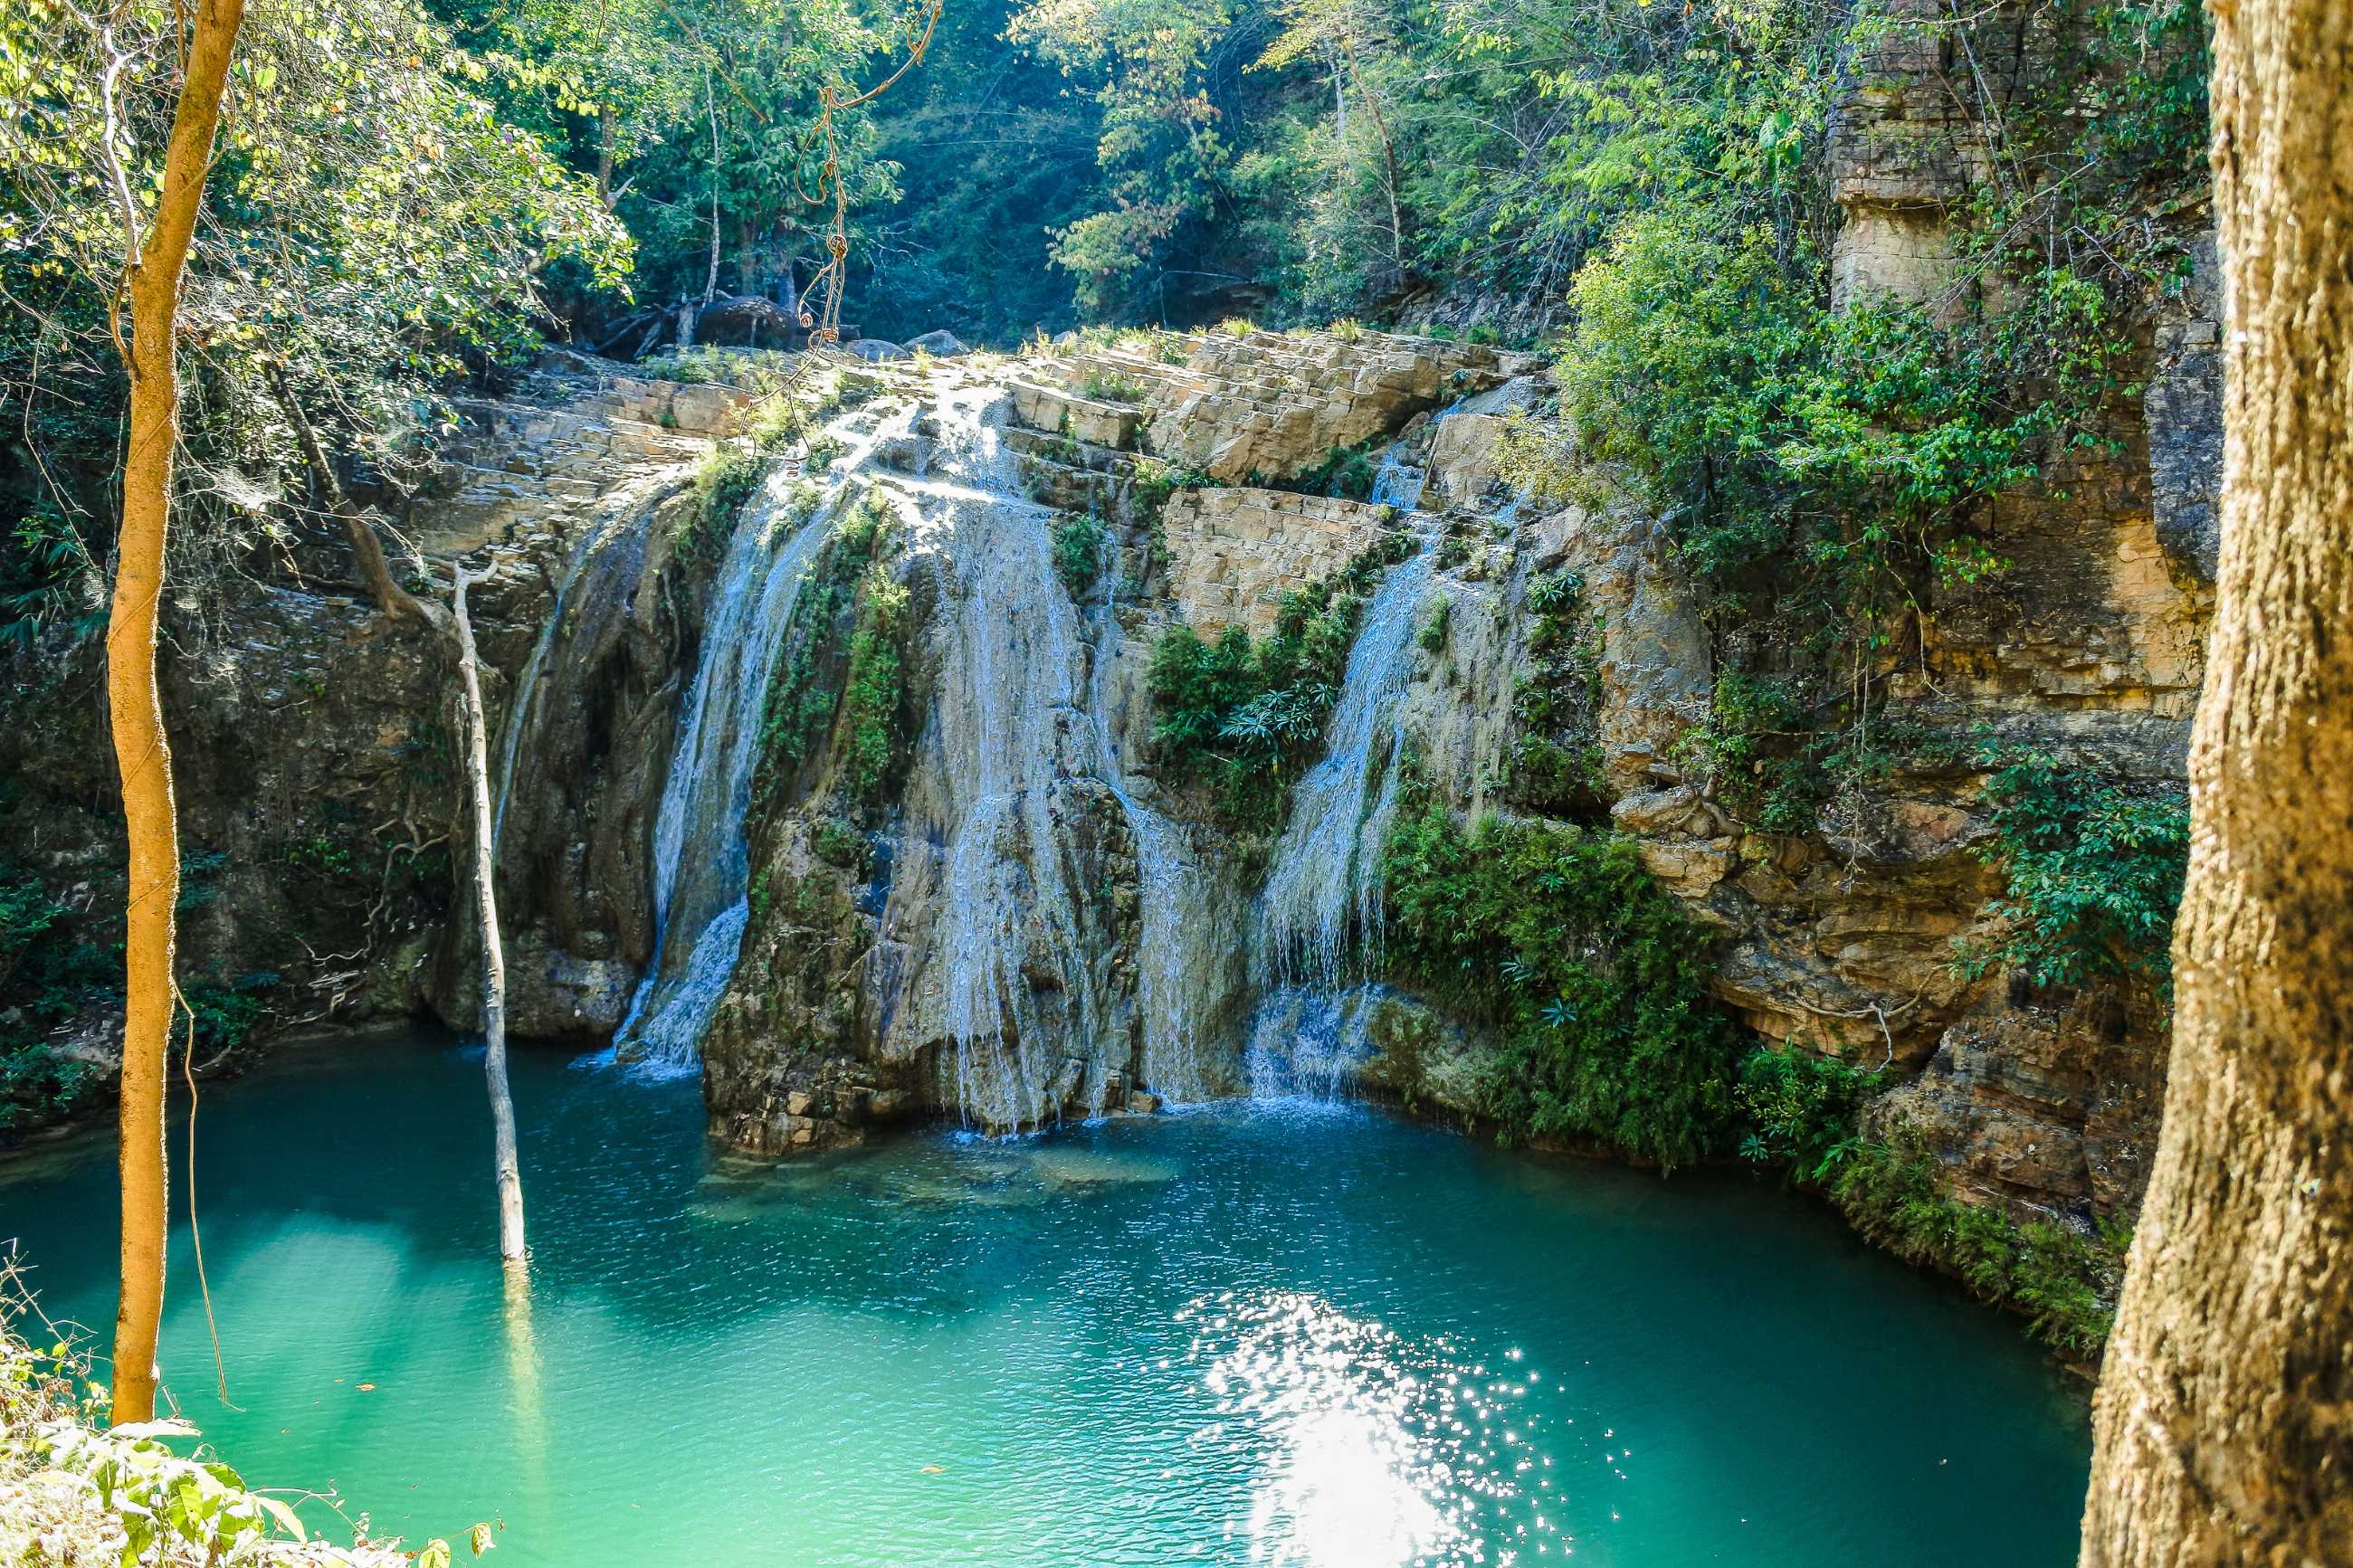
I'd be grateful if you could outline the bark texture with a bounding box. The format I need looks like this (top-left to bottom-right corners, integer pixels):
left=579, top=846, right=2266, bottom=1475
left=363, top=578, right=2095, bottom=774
left=2079, top=0, right=2353, bottom=1560
left=107, top=0, right=247, bottom=1425
left=452, top=566, right=527, bottom=1261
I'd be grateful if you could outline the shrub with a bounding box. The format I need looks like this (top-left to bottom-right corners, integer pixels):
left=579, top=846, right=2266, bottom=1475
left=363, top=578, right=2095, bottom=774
left=1830, top=1130, right=2127, bottom=1358
left=1145, top=533, right=1416, bottom=833
left=1382, top=788, right=1736, bottom=1170
left=1051, top=509, right=1104, bottom=596
left=1965, top=752, right=2190, bottom=990
left=1734, top=1045, right=1890, bottom=1182
left=840, top=569, right=911, bottom=810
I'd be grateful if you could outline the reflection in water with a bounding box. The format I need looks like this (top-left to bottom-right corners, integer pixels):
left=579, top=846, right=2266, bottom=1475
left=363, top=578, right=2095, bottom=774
left=1188, top=1290, right=1562, bottom=1566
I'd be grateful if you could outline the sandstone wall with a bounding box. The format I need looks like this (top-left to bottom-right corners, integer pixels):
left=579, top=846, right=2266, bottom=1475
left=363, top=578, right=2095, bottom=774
left=1159, top=488, right=1405, bottom=639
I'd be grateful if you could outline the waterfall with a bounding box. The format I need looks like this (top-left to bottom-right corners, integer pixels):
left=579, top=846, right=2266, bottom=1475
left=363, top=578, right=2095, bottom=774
left=1087, top=576, right=1231, bottom=1106
left=1257, top=537, right=1434, bottom=988
left=1243, top=985, right=1384, bottom=1102
left=890, top=387, right=1238, bottom=1129
left=893, top=388, right=1110, bottom=1127
left=1256, top=423, right=1454, bottom=991
left=614, top=423, right=895, bottom=1069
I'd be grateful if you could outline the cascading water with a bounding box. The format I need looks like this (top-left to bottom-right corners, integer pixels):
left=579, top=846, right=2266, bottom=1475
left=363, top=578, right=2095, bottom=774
left=1257, top=477, right=1436, bottom=984
left=1087, top=575, right=1234, bottom=1105
left=1251, top=417, right=1455, bottom=1096
left=614, top=420, right=900, bottom=1069
left=890, top=388, right=1112, bottom=1126
left=886, top=387, right=1238, bottom=1128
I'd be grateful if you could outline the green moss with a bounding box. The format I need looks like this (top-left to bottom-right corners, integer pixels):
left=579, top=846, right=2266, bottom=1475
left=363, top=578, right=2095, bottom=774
left=1380, top=785, right=1736, bottom=1171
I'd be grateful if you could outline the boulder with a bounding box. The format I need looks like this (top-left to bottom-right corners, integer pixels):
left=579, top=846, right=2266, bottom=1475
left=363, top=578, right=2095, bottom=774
left=693, top=294, right=802, bottom=347
left=843, top=337, right=910, bottom=362
left=906, top=329, right=970, bottom=357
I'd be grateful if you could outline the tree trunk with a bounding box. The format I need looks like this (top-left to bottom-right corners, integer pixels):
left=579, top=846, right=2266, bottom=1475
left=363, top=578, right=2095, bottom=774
left=2078, top=0, right=2353, bottom=1560
left=596, top=104, right=616, bottom=209
left=107, top=0, right=247, bottom=1427
left=268, top=366, right=439, bottom=628
left=451, top=565, right=526, bottom=1262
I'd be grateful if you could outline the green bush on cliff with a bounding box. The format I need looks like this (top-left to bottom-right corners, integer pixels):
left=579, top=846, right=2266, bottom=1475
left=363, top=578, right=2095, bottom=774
left=839, top=568, right=911, bottom=810
left=1504, top=570, right=1607, bottom=818
left=1051, top=508, right=1104, bottom=596
left=756, top=488, right=898, bottom=806
left=1148, top=532, right=1419, bottom=833
left=676, top=445, right=767, bottom=572
left=1380, top=788, right=1736, bottom=1171
left=1967, top=752, right=2190, bottom=990
left=1734, top=1046, right=1891, bottom=1182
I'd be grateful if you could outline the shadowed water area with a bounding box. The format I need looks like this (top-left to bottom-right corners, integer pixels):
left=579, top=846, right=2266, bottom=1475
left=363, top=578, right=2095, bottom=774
left=0, top=1034, right=2091, bottom=1565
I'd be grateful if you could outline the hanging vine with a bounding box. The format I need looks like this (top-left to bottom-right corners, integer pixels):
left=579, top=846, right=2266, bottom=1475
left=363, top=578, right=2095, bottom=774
left=799, top=0, right=944, bottom=344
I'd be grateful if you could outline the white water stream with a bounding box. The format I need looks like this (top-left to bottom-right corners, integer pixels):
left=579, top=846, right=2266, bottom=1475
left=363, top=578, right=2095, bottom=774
left=1256, top=432, right=1443, bottom=992
left=614, top=416, right=903, bottom=1069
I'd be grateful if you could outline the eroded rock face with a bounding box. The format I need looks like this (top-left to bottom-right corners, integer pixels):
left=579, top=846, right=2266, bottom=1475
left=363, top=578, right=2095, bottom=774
left=1160, top=488, right=1405, bottom=639
left=0, top=355, right=732, bottom=1057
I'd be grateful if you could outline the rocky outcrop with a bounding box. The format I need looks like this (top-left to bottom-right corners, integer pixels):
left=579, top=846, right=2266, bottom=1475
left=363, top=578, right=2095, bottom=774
left=0, top=356, right=746, bottom=1063
left=1159, top=488, right=1405, bottom=639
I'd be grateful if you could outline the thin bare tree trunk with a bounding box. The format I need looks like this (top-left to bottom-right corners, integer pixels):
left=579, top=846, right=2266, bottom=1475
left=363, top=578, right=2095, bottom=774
left=701, top=62, right=721, bottom=306
left=451, top=565, right=526, bottom=1262
left=107, top=0, right=247, bottom=1426
left=2078, top=0, right=2353, bottom=1560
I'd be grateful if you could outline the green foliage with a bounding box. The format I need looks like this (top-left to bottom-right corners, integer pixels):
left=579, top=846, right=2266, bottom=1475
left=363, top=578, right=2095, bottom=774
left=1076, top=369, right=1148, bottom=405
left=1278, top=439, right=1381, bottom=501
left=838, top=568, right=911, bottom=810
left=1051, top=509, right=1105, bottom=597
left=754, top=486, right=892, bottom=801
left=1381, top=789, right=1735, bottom=1170
left=1966, top=753, right=2191, bottom=989
left=1146, top=532, right=1415, bottom=832
left=1504, top=570, right=1605, bottom=817
left=2, top=0, right=629, bottom=575
left=810, top=814, right=869, bottom=872
left=0, top=500, right=98, bottom=649
left=1415, top=598, right=1449, bottom=654
left=0, top=1042, right=100, bottom=1139
left=1734, top=1045, right=1888, bottom=1182
left=677, top=446, right=769, bottom=573
left=1830, top=1130, right=2127, bottom=1357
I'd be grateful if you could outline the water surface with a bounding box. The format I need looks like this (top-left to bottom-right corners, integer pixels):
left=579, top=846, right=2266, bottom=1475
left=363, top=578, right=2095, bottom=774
left=0, top=1034, right=2091, bottom=1565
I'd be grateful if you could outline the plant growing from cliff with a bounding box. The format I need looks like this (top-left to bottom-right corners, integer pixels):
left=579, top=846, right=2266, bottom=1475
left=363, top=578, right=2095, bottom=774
left=1052, top=508, right=1106, bottom=596
left=1381, top=784, right=1736, bottom=1170
left=839, top=568, right=912, bottom=811
left=1147, top=533, right=1418, bottom=832
left=755, top=488, right=896, bottom=805
left=1963, top=753, right=2190, bottom=991
left=1505, top=571, right=1607, bottom=819
left=1829, top=1126, right=2128, bottom=1358
left=1734, top=1045, right=1890, bottom=1183
left=678, top=445, right=767, bottom=571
